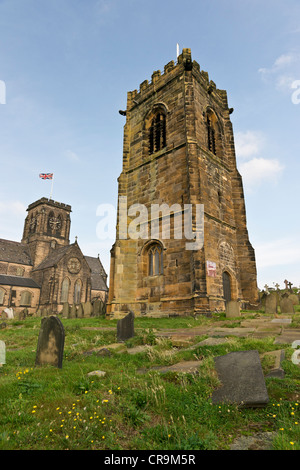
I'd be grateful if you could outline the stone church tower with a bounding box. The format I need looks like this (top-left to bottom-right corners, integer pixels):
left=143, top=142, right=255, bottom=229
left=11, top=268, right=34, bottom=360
left=22, top=197, right=71, bottom=267
left=107, top=48, right=259, bottom=318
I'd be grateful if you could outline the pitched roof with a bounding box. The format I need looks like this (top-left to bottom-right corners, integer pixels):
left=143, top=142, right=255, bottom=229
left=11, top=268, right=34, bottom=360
left=0, top=238, right=32, bottom=266
left=85, top=256, right=108, bottom=292
left=0, top=274, right=40, bottom=289
left=32, top=244, right=71, bottom=271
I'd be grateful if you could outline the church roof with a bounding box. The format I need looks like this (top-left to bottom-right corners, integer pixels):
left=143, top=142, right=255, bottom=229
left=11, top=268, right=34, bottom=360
left=0, top=274, right=40, bottom=288
left=0, top=238, right=32, bottom=265
left=32, top=244, right=71, bottom=271
left=85, top=256, right=108, bottom=292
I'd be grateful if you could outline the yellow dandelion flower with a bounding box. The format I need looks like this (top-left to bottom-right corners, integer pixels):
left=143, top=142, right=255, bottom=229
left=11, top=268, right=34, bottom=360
left=65, top=435, right=69, bottom=439
left=290, top=442, right=294, bottom=446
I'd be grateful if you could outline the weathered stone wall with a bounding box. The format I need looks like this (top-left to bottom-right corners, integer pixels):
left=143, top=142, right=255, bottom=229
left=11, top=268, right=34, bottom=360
left=108, top=48, right=259, bottom=318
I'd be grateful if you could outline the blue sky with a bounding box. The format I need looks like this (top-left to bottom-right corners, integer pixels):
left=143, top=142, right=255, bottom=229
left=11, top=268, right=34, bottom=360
left=0, top=0, right=299, bottom=290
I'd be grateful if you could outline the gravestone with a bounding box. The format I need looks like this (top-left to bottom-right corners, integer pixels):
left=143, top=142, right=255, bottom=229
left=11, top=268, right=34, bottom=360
left=83, top=301, right=93, bottom=317
left=92, top=299, right=101, bottom=316
left=211, top=350, right=269, bottom=407
left=69, top=304, right=77, bottom=318
left=264, top=292, right=277, bottom=314
left=289, top=294, right=299, bottom=306
left=77, top=303, right=84, bottom=318
left=0, top=340, right=5, bottom=366
left=225, top=300, right=241, bottom=318
left=117, top=311, right=135, bottom=342
left=280, top=295, right=294, bottom=314
left=4, top=308, right=14, bottom=319
left=62, top=302, right=70, bottom=318
left=35, top=315, right=65, bottom=368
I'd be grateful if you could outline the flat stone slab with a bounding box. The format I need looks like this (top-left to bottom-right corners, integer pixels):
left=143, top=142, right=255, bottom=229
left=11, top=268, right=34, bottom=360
left=211, top=350, right=269, bottom=407
left=274, top=329, right=300, bottom=345
left=211, top=327, right=256, bottom=338
left=137, top=360, right=201, bottom=375
left=187, top=337, right=230, bottom=348
left=230, top=431, right=276, bottom=450
left=271, top=318, right=292, bottom=324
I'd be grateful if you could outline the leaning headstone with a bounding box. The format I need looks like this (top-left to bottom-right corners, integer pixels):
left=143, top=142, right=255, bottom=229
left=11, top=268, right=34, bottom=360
left=0, top=340, right=6, bottom=366
left=280, top=295, right=295, bottom=314
left=226, top=300, right=241, bottom=318
left=117, top=311, right=135, bottom=342
left=264, top=292, right=277, bottom=314
left=211, top=350, right=269, bottom=407
left=62, top=302, right=70, bottom=318
left=35, top=315, right=65, bottom=368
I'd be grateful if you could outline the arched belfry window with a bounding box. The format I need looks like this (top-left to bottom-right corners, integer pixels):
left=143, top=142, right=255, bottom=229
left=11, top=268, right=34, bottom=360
left=207, top=114, right=216, bottom=155
left=148, top=243, right=164, bottom=276
left=205, top=109, right=223, bottom=158
left=149, top=112, right=166, bottom=155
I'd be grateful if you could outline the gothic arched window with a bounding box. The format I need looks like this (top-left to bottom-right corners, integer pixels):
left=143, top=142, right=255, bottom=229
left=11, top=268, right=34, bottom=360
left=61, top=278, right=70, bottom=303
left=74, top=279, right=82, bottom=304
left=0, top=288, right=5, bottom=305
left=206, top=109, right=223, bottom=158
left=20, top=291, right=32, bottom=307
left=148, top=243, right=164, bottom=276
left=149, top=112, right=166, bottom=155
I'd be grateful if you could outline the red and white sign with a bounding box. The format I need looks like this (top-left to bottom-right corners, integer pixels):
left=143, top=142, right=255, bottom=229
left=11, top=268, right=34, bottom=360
left=206, top=261, right=217, bottom=277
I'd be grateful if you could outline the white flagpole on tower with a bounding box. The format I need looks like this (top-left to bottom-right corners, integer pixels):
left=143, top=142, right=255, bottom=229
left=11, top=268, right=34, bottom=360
left=50, top=174, right=54, bottom=200
left=176, top=43, right=180, bottom=60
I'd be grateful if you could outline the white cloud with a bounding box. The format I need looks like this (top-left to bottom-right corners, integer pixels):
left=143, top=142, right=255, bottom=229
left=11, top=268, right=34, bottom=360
left=0, top=201, right=26, bottom=216
left=239, top=157, right=284, bottom=188
left=235, top=130, right=265, bottom=159
left=235, top=130, right=284, bottom=189
left=258, top=51, right=300, bottom=93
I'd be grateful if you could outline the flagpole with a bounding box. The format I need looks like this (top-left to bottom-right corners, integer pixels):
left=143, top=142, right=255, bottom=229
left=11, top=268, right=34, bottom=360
left=50, top=174, right=54, bottom=200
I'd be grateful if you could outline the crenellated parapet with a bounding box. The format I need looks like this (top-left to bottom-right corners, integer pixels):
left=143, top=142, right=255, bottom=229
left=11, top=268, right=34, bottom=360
left=127, top=48, right=229, bottom=111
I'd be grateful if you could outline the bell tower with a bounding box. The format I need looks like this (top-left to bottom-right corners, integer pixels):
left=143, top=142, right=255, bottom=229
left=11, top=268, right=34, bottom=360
left=107, top=48, right=259, bottom=318
left=22, top=197, right=71, bottom=268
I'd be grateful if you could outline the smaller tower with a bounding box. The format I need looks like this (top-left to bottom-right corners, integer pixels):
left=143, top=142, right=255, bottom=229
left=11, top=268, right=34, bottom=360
left=22, top=198, right=71, bottom=268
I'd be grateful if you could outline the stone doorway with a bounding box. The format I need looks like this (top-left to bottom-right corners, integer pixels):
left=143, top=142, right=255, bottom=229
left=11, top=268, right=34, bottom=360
left=222, top=271, right=231, bottom=304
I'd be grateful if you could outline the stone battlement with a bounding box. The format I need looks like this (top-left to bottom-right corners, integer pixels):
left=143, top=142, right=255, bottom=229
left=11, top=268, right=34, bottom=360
left=27, top=198, right=72, bottom=212
left=127, top=48, right=228, bottom=110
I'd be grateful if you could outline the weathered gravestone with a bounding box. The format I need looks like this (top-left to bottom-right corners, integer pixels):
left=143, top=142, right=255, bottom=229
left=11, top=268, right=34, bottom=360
left=4, top=308, right=14, bottom=319
left=264, top=292, right=277, bottom=314
left=117, top=311, right=135, bottom=342
left=77, top=303, right=84, bottom=318
left=69, top=304, right=77, bottom=318
left=35, top=316, right=65, bottom=368
left=280, top=294, right=295, bottom=314
left=211, top=350, right=269, bottom=407
left=225, top=300, right=241, bottom=318
left=62, top=302, right=70, bottom=318
left=0, top=340, right=6, bottom=366
left=83, top=301, right=93, bottom=317
left=288, top=294, right=299, bottom=306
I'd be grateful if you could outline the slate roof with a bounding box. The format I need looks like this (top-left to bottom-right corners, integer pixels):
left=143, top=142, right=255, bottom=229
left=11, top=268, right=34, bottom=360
left=32, top=244, right=71, bottom=271
left=0, top=274, right=40, bottom=288
left=85, top=256, right=108, bottom=292
left=0, top=238, right=32, bottom=266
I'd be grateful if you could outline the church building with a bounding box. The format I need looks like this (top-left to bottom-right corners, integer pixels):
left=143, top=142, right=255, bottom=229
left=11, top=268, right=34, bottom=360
left=107, top=48, right=259, bottom=318
left=0, top=197, right=108, bottom=315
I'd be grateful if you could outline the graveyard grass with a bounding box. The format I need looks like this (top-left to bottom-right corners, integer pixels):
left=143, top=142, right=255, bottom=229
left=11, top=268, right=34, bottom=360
left=0, top=309, right=299, bottom=451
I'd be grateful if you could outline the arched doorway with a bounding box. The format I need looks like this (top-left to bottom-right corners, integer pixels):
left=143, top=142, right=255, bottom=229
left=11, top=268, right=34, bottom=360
left=222, top=271, right=231, bottom=304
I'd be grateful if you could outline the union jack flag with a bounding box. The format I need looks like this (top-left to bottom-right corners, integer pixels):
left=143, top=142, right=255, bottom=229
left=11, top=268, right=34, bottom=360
left=39, top=173, right=53, bottom=180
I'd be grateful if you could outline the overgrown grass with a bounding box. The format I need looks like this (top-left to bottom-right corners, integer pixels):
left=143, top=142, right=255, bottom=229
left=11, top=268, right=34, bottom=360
left=0, top=313, right=299, bottom=450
